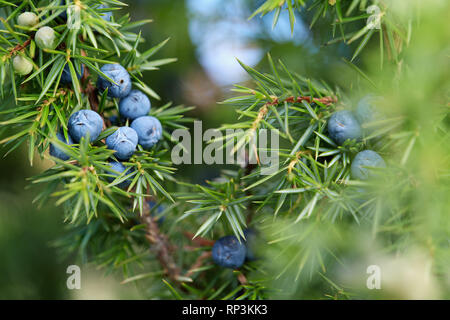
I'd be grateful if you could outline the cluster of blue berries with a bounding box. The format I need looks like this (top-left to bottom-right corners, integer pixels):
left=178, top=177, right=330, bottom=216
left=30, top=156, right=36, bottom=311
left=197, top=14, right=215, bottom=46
left=13, top=4, right=164, bottom=189
left=327, top=96, right=386, bottom=180
left=327, top=95, right=381, bottom=145
left=211, top=229, right=257, bottom=269
left=97, top=63, right=163, bottom=153
left=49, top=63, right=163, bottom=189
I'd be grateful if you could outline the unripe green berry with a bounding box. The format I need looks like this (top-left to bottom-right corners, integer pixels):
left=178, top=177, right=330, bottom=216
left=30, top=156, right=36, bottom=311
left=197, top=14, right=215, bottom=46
left=17, top=12, right=39, bottom=27
left=35, top=26, right=57, bottom=50
left=13, top=55, right=33, bottom=75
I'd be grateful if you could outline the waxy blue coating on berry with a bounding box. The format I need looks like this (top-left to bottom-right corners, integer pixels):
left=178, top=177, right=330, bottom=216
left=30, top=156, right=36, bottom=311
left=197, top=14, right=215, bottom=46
left=351, top=150, right=386, bottom=180
left=97, top=4, right=112, bottom=21
left=106, top=161, right=134, bottom=189
left=49, top=130, right=73, bottom=161
left=106, top=126, right=138, bottom=161
left=130, top=116, right=163, bottom=149
left=96, top=64, right=132, bottom=98
left=61, top=63, right=84, bottom=84
left=119, top=90, right=151, bottom=120
left=212, top=235, right=246, bottom=269
left=68, top=109, right=103, bottom=143
left=328, top=110, right=362, bottom=145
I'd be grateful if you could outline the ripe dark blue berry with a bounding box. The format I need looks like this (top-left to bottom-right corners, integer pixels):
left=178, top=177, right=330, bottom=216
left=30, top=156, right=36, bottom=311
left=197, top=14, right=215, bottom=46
left=106, top=126, right=138, bottom=161
left=97, top=64, right=132, bottom=98
left=212, top=235, right=246, bottom=269
left=49, top=129, right=73, bottom=161
left=130, top=116, right=163, bottom=149
left=106, top=161, right=134, bottom=189
left=328, top=110, right=362, bottom=145
left=68, top=109, right=103, bottom=143
left=119, top=89, right=151, bottom=120
left=61, top=63, right=84, bottom=84
left=351, top=150, right=386, bottom=180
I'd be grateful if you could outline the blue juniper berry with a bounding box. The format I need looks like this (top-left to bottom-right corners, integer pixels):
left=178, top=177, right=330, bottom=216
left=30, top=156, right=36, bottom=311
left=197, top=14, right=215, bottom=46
left=49, top=129, right=74, bottom=161
left=68, top=109, right=103, bottom=143
left=119, top=89, right=151, bottom=120
left=61, top=63, right=84, bottom=84
left=97, top=64, right=132, bottom=98
left=328, top=110, right=362, bottom=145
left=96, top=4, right=112, bottom=21
left=105, top=126, right=138, bottom=161
left=106, top=161, right=135, bottom=189
left=351, top=150, right=386, bottom=180
left=130, top=116, right=163, bottom=149
left=212, top=235, right=247, bottom=269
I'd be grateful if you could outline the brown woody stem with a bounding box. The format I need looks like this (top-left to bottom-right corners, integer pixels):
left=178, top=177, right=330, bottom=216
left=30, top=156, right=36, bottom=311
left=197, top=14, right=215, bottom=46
left=185, top=251, right=212, bottom=278
left=8, top=38, right=32, bottom=58
left=141, top=201, right=181, bottom=281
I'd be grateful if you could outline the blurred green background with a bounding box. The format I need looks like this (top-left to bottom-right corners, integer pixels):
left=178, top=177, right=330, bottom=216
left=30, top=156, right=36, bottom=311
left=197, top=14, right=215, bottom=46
left=1, top=0, right=448, bottom=299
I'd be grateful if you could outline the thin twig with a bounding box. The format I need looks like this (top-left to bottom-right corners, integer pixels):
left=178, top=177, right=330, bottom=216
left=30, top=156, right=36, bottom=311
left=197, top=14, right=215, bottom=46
left=183, top=231, right=215, bottom=247
left=237, top=273, right=248, bottom=285
left=268, top=95, right=337, bottom=106
left=185, top=251, right=212, bottom=278
left=141, top=201, right=181, bottom=281
left=8, top=38, right=32, bottom=57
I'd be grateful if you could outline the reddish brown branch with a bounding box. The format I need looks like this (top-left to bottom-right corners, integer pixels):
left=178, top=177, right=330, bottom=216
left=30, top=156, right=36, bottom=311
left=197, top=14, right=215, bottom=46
left=268, top=95, right=337, bottom=106
left=9, top=38, right=32, bottom=57
left=85, top=80, right=100, bottom=112
left=183, top=231, right=215, bottom=247
left=237, top=273, right=248, bottom=285
left=80, top=50, right=100, bottom=112
left=185, top=251, right=212, bottom=278
left=141, top=201, right=180, bottom=281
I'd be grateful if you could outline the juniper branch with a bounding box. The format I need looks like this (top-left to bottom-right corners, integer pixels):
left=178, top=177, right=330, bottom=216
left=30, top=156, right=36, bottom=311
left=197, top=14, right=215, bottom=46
left=183, top=231, right=215, bottom=247
left=267, top=95, right=337, bottom=106
left=8, top=37, right=32, bottom=57
left=185, top=251, right=212, bottom=278
left=141, top=200, right=180, bottom=281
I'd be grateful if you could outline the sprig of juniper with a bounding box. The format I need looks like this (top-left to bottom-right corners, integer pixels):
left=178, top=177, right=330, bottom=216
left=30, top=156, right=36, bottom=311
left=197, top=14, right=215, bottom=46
left=0, top=0, right=194, bottom=284
left=250, top=0, right=408, bottom=65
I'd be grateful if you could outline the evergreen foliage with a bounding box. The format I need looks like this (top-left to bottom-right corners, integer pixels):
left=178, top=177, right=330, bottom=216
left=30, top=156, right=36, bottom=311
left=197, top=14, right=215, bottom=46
left=0, top=0, right=448, bottom=299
